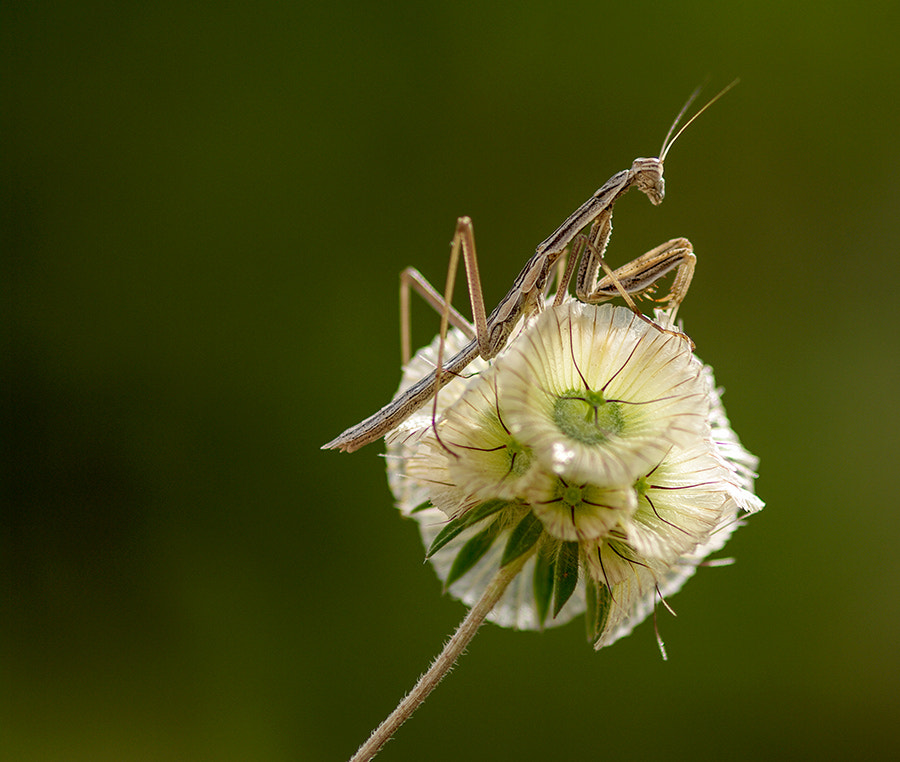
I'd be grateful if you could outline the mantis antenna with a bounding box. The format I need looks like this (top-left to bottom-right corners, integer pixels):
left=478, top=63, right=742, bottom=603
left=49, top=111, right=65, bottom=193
left=660, top=79, right=740, bottom=162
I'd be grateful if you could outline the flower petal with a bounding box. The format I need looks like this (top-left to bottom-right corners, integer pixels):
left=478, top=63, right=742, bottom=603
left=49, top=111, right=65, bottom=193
left=497, top=303, right=710, bottom=486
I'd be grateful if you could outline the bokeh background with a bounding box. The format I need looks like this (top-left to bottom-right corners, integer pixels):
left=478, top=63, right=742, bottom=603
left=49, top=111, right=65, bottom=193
left=5, top=2, right=900, bottom=760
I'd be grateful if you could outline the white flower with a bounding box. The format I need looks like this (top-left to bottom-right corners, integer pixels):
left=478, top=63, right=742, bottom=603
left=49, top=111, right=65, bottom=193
left=526, top=473, right=637, bottom=542
left=498, top=302, right=709, bottom=486
left=386, top=301, right=762, bottom=650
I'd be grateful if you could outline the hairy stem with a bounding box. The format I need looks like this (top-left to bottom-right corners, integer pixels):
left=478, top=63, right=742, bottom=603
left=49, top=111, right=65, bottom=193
left=349, top=554, right=529, bottom=762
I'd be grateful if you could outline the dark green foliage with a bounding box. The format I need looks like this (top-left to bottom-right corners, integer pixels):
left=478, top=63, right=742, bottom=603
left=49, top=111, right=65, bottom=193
left=584, top=576, right=613, bottom=643
left=501, top=511, right=544, bottom=567
left=532, top=542, right=556, bottom=628
left=426, top=499, right=507, bottom=558
left=552, top=541, right=580, bottom=618
left=445, top=519, right=503, bottom=587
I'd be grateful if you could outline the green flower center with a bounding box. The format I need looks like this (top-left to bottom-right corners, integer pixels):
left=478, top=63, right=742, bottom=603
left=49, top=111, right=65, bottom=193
left=562, top=484, right=584, bottom=507
left=505, top=437, right=533, bottom=478
left=552, top=389, right=624, bottom=445
left=634, top=474, right=650, bottom=498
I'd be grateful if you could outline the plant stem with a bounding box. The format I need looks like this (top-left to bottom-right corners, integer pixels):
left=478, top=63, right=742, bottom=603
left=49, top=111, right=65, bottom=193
left=348, top=555, right=529, bottom=762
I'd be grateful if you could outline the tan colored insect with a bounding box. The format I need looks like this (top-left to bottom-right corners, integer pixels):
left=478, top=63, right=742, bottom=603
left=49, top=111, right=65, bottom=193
left=323, top=82, right=737, bottom=453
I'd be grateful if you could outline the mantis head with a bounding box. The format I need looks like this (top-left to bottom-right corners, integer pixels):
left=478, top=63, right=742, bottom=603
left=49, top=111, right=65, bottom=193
left=631, top=157, right=666, bottom=205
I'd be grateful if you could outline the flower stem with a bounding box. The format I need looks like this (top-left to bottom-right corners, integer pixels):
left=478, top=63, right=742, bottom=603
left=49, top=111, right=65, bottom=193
left=348, top=554, right=529, bottom=762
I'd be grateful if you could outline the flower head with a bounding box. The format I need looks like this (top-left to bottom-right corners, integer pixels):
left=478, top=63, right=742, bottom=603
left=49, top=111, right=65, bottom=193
left=386, top=301, right=762, bottom=650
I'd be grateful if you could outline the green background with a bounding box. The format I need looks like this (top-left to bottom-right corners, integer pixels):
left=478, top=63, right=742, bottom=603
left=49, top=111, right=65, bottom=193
left=5, top=2, right=899, bottom=760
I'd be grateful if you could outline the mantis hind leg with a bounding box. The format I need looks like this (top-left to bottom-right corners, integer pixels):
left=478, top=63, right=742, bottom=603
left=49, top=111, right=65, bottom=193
left=400, top=267, right=475, bottom=365
left=398, top=216, right=500, bottom=455
left=399, top=216, right=497, bottom=364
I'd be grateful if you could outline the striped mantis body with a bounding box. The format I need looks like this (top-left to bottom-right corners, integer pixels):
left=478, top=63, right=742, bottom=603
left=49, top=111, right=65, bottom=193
left=323, top=83, right=736, bottom=453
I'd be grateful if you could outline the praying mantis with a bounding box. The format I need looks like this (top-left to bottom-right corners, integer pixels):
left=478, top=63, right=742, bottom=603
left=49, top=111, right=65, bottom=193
left=323, top=82, right=737, bottom=454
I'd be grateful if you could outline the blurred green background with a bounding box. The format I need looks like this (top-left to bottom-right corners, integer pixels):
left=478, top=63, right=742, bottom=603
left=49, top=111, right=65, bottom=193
left=4, top=1, right=899, bottom=760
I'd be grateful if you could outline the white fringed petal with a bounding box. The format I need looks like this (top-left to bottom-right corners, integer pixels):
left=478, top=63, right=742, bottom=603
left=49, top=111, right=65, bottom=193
left=498, top=303, right=710, bottom=486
